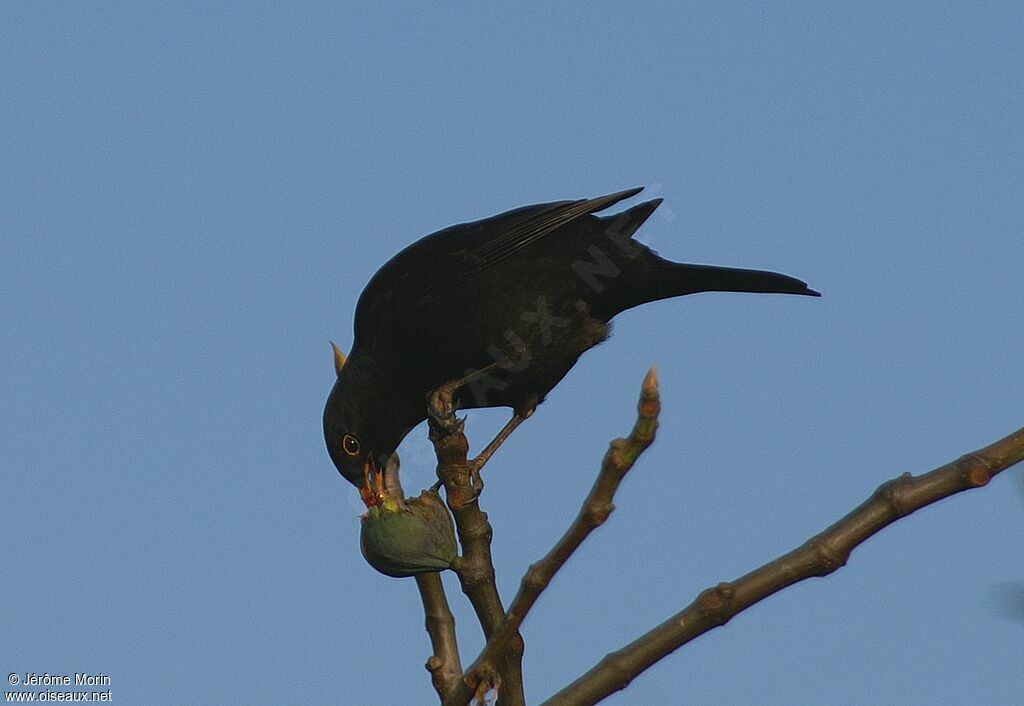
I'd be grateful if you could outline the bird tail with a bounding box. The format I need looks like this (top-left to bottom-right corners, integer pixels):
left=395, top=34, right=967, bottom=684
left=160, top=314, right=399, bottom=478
left=648, top=262, right=820, bottom=301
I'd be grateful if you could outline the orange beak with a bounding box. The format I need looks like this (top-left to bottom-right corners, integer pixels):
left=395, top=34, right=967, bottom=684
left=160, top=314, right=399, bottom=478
left=358, top=457, right=387, bottom=508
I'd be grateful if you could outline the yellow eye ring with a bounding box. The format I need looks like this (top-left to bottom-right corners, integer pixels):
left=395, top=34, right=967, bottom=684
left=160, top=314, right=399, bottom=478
left=342, top=434, right=361, bottom=456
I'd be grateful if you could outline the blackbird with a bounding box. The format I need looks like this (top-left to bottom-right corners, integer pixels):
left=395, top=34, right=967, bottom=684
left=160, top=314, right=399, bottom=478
left=325, top=187, right=819, bottom=491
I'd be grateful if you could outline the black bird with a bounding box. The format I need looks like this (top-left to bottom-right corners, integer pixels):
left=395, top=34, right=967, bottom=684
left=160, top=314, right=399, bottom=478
left=325, top=187, right=818, bottom=491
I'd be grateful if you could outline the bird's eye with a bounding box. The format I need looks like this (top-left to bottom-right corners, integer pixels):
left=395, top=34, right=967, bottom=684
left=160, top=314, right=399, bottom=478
left=342, top=434, right=361, bottom=456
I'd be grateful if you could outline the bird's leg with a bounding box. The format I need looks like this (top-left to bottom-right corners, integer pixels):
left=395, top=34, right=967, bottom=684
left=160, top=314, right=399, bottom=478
left=469, top=408, right=533, bottom=475
left=428, top=367, right=532, bottom=490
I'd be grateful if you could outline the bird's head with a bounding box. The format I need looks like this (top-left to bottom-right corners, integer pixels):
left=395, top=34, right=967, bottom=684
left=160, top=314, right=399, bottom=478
left=323, top=342, right=396, bottom=505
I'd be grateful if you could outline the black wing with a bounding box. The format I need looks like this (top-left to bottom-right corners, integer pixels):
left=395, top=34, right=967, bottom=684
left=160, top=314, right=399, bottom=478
left=354, top=188, right=644, bottom=339
left=458, top=187, right=643, bottom=274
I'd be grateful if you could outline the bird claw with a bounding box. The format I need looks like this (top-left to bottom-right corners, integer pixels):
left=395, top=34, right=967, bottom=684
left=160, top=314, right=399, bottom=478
left=427, top=386, right=461, bottom=434
left=427, top=391, right=452, bottom=420
left=427, top=365, right=502, bottom=435
left=468, top=462, right=484, bottom=496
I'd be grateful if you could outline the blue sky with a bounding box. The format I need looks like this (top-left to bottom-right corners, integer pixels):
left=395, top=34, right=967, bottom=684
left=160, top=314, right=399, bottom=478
left=2, top=3, right=1022, bottom=704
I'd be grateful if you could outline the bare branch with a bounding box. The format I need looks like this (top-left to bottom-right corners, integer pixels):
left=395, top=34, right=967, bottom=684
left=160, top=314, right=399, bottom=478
left=459, top=367, right=660, bottom=697
left=428, top=388, right=525, bottom=706
left=379, top=453, right=464, bottom=704
left=415, top=572, right=464, bottom=704
left=543, top=424, right=1024, bottom=706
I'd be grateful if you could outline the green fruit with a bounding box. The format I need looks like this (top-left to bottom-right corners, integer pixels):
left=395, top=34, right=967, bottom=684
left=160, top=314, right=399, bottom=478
left=360, top=489, right=457, bottom=577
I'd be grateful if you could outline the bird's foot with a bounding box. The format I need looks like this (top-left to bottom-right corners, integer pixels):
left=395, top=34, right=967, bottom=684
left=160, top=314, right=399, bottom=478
left=467, top=461, right=485, bottom=496
left=442, top=461, right=484, bottom=509
left=427, top=385, right=462, bottom=435
left=427, top=364, right=502, bottom=434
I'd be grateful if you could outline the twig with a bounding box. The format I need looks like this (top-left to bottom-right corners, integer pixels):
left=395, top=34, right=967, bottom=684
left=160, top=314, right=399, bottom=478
left=428, top=389, right=525, bottom=706
left=415, top=572, right=463, bottom=703
left=458, top=367, right=660, bottom=699
left=543, top=424, right=1024, bottom=706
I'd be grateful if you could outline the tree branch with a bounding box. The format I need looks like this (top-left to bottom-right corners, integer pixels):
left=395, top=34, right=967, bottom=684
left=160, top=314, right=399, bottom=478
left=428, top=389, right=525, bottom=706
left=457, top=367, right=660, bottom=700
left=543, top=424, right=1024, bottom=706
left=375, top=454, right=464, bottom=703
left=415, top=572, right=464, bottom=704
